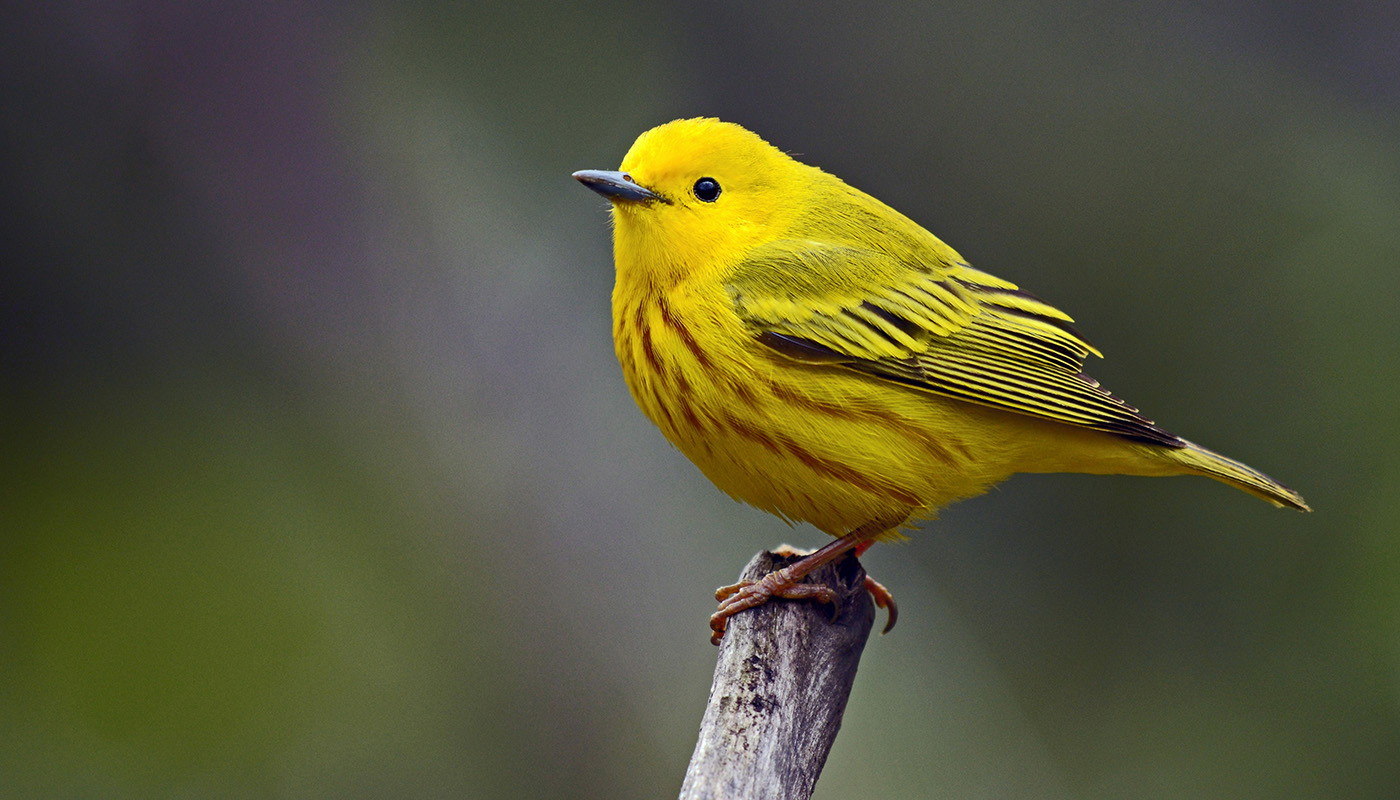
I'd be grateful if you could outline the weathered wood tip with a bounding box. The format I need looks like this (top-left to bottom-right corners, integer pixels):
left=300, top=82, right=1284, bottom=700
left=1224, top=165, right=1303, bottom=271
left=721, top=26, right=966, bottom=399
left=679, top=549, right=875, bottom=800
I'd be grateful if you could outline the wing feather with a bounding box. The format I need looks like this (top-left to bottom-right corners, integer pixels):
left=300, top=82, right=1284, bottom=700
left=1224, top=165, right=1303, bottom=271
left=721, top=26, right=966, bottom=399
left=727, top=239, right=1182, bottom=446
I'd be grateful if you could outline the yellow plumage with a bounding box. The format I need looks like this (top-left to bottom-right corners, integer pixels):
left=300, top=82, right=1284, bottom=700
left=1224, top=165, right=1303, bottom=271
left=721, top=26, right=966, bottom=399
left=575, top=117, right=1307, bottom=640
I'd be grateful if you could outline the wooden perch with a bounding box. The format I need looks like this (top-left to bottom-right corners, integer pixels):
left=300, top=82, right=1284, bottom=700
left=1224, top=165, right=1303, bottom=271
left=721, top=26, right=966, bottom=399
left=679, top=549, right=876, bottom=800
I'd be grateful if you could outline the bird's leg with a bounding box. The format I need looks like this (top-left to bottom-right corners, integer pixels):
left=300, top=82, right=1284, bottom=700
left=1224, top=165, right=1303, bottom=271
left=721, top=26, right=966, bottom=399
left=710, top=520, right=900, bottom=644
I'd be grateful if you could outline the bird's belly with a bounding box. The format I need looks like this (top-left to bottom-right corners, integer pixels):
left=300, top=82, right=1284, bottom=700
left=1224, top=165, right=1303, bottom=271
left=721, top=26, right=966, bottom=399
left=684, top=377, right=1034, bottom=534
left=615, top=297, right=1023, bottom=536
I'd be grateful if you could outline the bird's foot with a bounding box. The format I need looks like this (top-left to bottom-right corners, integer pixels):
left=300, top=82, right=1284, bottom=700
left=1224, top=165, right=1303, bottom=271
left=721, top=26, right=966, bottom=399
left=710, top=568, right=837, bottom=645
left=708, top=545, right=898, bottom=644
left=863, top=575, right=898, bottom=634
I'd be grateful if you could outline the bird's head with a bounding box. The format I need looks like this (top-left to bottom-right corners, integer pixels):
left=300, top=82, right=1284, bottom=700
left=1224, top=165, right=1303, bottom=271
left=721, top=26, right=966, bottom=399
left=575, top=118, right=809, bottom=288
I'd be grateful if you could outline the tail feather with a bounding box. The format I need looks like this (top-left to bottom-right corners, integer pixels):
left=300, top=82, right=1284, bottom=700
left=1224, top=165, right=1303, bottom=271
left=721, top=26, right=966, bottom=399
left=1173, top=440, right=1310, bottom=511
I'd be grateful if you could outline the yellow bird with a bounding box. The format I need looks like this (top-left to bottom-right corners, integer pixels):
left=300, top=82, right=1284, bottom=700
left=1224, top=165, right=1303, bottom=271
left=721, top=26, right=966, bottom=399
left=574, top=118, right=1308, bottom=644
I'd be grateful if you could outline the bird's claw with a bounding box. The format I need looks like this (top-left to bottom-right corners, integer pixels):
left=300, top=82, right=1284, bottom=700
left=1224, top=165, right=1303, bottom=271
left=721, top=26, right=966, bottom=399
left=709, top=568, right=845, bottom=644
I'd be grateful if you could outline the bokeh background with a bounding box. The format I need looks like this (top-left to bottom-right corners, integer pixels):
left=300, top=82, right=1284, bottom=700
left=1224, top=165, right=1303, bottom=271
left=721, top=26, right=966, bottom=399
left=4, top=2, right=1398, bottom=798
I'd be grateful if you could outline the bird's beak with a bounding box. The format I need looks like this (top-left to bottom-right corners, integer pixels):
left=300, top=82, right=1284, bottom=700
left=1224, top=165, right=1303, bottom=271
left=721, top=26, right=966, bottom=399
left=572, top=170, right=667, bottom=204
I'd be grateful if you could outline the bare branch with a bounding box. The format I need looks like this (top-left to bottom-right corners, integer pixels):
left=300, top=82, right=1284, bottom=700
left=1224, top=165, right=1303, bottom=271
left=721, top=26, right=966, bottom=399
left=679, top=549, right=875, bottom=800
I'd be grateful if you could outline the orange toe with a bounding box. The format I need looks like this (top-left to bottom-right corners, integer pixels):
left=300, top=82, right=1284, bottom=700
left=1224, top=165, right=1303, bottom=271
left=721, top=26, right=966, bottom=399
left=710, top=567, right=840, bottom=644
left=863, top=575, right=898, bottom=634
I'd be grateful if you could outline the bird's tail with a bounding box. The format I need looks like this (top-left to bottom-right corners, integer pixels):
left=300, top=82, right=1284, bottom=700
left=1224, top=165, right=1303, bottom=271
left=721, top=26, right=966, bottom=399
left=1172, top=440, right=1310, bottom=511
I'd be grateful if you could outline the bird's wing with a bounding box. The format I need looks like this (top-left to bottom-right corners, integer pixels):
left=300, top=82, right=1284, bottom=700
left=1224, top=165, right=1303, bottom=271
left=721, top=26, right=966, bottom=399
left=725, top=238, right=1182, bottom=445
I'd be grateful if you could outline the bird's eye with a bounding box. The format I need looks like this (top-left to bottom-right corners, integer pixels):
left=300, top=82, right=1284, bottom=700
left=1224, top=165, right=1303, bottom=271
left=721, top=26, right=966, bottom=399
left=693, top=177, right=721, bottom=202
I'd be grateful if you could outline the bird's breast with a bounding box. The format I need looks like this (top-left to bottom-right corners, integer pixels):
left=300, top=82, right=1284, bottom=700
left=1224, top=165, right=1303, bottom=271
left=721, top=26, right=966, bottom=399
left=612, top=283, right=737, bottom=449
left=609, top=281, right=974, bottom=536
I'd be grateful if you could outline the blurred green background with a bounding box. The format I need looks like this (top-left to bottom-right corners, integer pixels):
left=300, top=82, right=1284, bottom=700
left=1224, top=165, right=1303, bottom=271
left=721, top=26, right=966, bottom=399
left=3, top=2, right=1398, bottom=798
